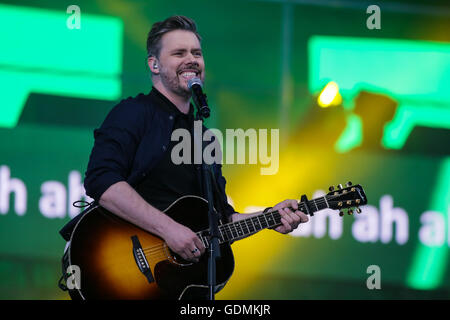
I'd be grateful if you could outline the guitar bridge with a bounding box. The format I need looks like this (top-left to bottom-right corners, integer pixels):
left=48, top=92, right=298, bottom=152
left=131, top=235, right=154, bottom=283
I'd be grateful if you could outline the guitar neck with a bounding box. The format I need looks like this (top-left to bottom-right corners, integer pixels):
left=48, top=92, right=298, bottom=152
left=205, top=196, right=329, bottom=245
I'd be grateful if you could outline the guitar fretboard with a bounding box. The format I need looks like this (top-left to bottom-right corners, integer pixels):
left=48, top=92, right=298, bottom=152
left=198, top=196, right=328, bottom=247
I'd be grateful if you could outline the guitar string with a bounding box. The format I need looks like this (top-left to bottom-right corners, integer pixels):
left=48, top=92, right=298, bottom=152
left=205, top=196, right=337, bottom=242
left=143, top=247, right=165, bottom=254
left=143, top=244, right=166, bottom=253
left=141, top=200, right=355, bottom=264
left=143, top=250, right=168, bottom=260
left=141, top=193, right=358, bottom=251
left=216, top=194, right=356, bottom=240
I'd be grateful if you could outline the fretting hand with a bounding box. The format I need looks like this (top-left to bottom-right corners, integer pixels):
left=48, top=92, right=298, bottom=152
left=271, top=199, right=309, bottom=234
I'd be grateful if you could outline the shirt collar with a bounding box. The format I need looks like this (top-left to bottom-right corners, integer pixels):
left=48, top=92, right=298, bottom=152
left=149, top=86, right=195, bottom=119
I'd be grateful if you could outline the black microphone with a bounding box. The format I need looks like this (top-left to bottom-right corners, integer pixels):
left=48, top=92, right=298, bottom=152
left=188, top=77, right=210, bottom=119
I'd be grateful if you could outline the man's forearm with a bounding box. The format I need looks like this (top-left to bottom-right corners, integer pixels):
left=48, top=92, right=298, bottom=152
left=99, top=181, right=176, bottom=239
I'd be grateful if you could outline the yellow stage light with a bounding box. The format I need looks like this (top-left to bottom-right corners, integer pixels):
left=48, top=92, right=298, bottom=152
left=317, top=81, right=342, bottom=108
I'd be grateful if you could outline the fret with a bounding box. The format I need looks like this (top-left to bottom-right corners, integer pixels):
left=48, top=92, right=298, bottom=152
left=262, top=213, right=269, bottom=227
left=198, top=233, right=205, bottom=247
left=314, top=197, right=327, bottom=211
left=323, top=196, right=329, bottom=208
left=230, top=222, right=239, bottom=239
left=273, top=211, right=282, bottom=225
left=258, top=215, right=268, bottom=228
left=247, top=217, right=255, bottom=233
left=266, top=212, right=275, bottom=226
left=199, top=233, right=210, bottom=248
left=239, top=220, right=250, bottom=237
left=224, top=224, right=233, bottom=241
left=241, top=219, right=250, bottom=235
left=200, top=194, right=337, bottom=245
left=258, top=216, right=264, bottom=229
left=219, top=226, right=228, bottom=242
left=320, top=197, right=328, bottom=210
left=252, top=216, right=262, bottom=231
left=260, top=216, right=266, bottom=229
left=235, top=222, right=244, bottom=238
left=218, top=226, right=224, bottom=242
left=313, top=199, right=319, bottom=211
left=246, top=218, right=255, bottom=233
left=225, top=223, right=233, bottom=239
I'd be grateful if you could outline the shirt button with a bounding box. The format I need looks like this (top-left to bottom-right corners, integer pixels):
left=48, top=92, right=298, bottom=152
left=142, top=172, right=146, bottom=177
left=162, top=145, right=167, bottom=151
left=169, top=115, right=174, bottom=120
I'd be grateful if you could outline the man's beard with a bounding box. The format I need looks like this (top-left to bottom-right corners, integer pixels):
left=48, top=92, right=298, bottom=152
left=159, top=68, right=192, bottom=99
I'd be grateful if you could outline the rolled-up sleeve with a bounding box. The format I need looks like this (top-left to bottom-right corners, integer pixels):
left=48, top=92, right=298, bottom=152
left=84, top=99, right=147, bottom=201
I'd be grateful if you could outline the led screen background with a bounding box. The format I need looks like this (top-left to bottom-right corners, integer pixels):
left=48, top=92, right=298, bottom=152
left=0, top=0, right=449, bottom=299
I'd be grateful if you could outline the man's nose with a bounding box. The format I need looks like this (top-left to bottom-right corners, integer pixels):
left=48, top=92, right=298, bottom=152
left=185, top=53, right=200, bottom=65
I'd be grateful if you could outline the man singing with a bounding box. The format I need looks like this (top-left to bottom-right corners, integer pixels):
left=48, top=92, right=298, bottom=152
left=83, top=15, right=308, bottom=297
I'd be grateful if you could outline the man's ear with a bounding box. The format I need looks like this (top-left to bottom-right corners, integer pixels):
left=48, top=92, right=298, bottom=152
left=148, top=56, right=160, bottom=75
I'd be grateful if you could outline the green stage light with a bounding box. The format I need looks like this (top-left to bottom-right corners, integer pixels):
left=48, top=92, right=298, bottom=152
left=308, top=36, right=450, bottom=152
left=407, top=158, right=450, bottom=290
left=0, top=4, right=123, bottom=128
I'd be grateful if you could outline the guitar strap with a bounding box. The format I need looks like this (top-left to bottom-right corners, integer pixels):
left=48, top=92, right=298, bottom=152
left=59, top=200, right=96, bottom=242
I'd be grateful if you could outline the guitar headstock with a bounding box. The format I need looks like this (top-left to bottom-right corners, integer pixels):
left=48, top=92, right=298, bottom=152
left=326, top=182, right=367, bottom=216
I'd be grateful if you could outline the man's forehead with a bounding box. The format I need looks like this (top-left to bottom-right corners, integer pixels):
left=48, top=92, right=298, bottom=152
left=160, top=30, right=202, bottom=51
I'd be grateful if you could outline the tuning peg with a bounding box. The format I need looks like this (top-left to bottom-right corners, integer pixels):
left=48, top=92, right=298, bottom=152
left=329, top=186, right=335, bottom=192
left=356, top=207, right=362, bottom=214
left=338, top=184, right=343, bottom=189
left=346, top=181, right=352, bottom=187
left=348, top=209, right=353, bottom=215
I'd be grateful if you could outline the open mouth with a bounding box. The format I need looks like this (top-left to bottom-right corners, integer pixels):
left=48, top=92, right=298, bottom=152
left=179, top=70, right=200, bottom=80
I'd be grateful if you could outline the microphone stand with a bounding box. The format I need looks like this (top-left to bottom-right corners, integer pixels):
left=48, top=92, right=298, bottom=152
left=192, top=91, right=220, bottom=301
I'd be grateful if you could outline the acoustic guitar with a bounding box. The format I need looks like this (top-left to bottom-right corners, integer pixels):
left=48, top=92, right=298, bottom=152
left=63, top=182, right=367, bottom=299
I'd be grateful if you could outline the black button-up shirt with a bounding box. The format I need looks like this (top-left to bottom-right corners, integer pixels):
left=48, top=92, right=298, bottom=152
left=83, top=86, right=235, bottom=219
left=134, top=88, right=202, bottom=212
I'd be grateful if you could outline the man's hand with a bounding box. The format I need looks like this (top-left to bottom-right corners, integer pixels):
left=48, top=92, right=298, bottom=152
left=271, top=199, right=309, bottom=234
left=162, top=221, right=206, bottom=263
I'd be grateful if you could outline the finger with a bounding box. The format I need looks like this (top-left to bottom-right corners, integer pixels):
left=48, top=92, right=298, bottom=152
left=290, top=200, right=299, bottom=211
left=189, top=254, right=199, bottom=263
left=298, top=212, right=309, bottom=223
left=183, top=247, right=198, bottom=262
left=281, top=217, right=293, bottom=233
left=274, top=200, right=289, bottom=210
left=286, top=209, right=302, bottom=229
left=292, top=210, right=308, bottom=223
left=181, top=251, right=191, bottom=261
left=281, top=199, right=297, bottom=211
left=281, top=208, right=294, bottom=224
left=194, top=237, right=206, bottom=255
left=288, top=208, right=301, bottom=221
left=191, top=247, right=200, bottom=257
